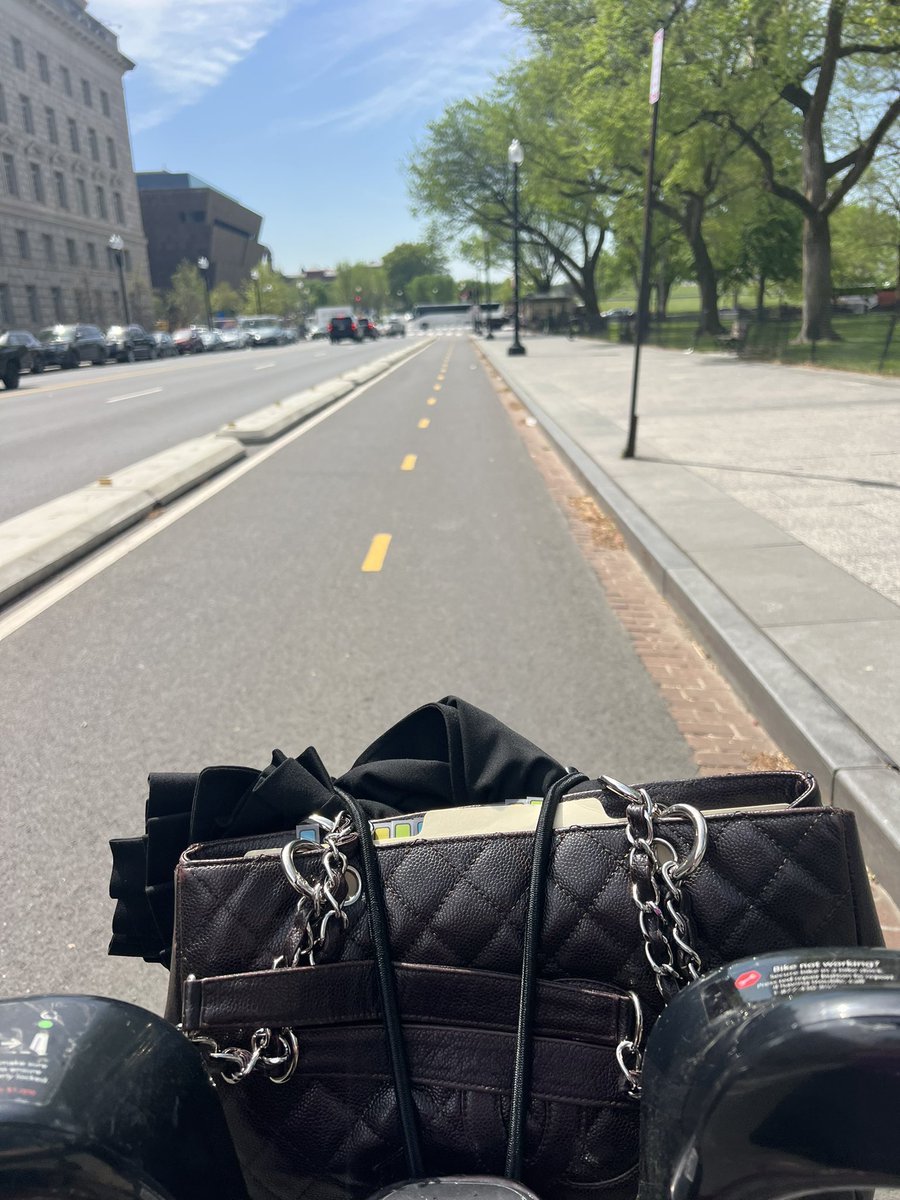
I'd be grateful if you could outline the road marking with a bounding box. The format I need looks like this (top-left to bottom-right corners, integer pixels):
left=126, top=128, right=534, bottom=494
left=433, top=383, right=441, bottom=391
left=254, top=362, right=275, bottom=371
left=401, top=454, right=417, bottom=471
left=361, top=533, right=391, bottom=572
left=427, top=397, right=437, bottom=406
left=0, top=343, right=435, bottom=644
left=418, top=418, right=430, bottom=429
left=105, top=387, right=163, bottom=405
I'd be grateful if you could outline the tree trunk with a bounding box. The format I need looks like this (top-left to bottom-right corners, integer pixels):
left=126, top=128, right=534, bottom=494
left=798, top=99, right=838, bottom=341
left=684, top=195, right=724, bottom=334
left=756, top=274, right=767, bottom=321
left=580, top=265, right=602, bottom=332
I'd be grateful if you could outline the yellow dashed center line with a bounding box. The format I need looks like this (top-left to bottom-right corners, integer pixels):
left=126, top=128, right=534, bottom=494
left=361, top=534, right=392, bottom=572
left=418, top=418, right=430, bottom=429
left=433, top=383, right=441, bottom=391
left=427, top=396, right=437, bottom=406
left=401, top=454, right=417, bottom=471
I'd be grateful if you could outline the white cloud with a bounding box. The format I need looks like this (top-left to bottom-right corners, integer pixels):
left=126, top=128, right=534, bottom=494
left=92, top=0, right=298, bottom=130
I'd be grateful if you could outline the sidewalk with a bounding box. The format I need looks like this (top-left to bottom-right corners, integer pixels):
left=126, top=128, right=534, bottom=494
left=479, top=332, right=900, bottom=924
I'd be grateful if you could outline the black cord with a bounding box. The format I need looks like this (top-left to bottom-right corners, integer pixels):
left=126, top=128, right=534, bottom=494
left=505, top=770, right=588, bottom=1180
left=333, top=787, right=424, bottom=1178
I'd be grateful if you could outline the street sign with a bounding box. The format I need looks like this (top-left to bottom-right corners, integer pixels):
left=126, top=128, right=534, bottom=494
left=649, top=28, right=664, bottom=104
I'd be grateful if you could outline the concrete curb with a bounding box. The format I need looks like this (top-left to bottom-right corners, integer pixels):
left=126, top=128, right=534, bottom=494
left=0, top=435, right=244, bottom=607
left=479, top=343, right=900, bottom=902
left=0, top=338, right=432, bottom=608
left=218, top=340, right=426, bottom=444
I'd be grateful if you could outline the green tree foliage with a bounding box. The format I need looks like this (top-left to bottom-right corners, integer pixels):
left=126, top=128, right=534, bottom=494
left=331, top=262, right=391, bottom=314
left=382, top=242, right=446, bottom=307
left=831, top=202, right=900, bottom=286
left=209, top=282, right=242, bottom=317
left=239, top=263, right=298, bottom=318
left=406, top=274, right=457, bottom=305
left=166, top=261, right=206, bottom=327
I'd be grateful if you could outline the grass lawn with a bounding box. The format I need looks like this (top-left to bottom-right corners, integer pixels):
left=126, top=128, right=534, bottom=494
left=598, top=304, right=899, bottom=376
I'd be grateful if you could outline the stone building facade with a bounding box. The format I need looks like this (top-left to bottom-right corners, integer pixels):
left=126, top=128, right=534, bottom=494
left=0, top=0, right=152, bottom=332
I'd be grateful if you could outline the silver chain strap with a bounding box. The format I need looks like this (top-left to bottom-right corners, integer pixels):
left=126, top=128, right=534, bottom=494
left=276, top=813, right=361, bottom=968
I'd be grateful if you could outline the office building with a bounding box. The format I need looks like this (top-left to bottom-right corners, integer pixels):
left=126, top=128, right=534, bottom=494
left=0, top=0, right=152, bottom=330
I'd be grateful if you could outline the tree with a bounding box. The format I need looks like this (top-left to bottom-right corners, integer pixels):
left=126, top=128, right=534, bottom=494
left=331, top=262, right=391, bottom=313
left=382, top=242, right=446, bottom=307
left=209, top=282, right=242, bottom=317
left=830, top=201, right=899, bottom=286
left=239, top=263, right=298, bottom=319
left=696, top=0, right=900, bottom=340
left=406, top=274, right=457, bottom=305
left=167, top=261, right=206, bottom=327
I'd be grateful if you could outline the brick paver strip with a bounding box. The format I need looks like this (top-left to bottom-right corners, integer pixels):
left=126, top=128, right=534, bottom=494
left=479, top=349, right=900, bottom=948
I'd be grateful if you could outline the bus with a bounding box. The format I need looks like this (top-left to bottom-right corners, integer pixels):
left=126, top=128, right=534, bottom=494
left=410, top=303, right=474, bottom=330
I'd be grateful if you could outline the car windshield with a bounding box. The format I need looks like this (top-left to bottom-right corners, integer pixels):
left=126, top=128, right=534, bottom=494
left=39, top=326, right=75, bottom=342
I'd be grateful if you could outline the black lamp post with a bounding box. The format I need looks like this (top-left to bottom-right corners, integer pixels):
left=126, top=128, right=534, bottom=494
left=108, top=233, right=130, bottom=324
left=507, top=139, right=526, bottom=356
left=250, top=268, right=262, bottom=315
left=197, top=256, right=213, bottom=329
left=484, top=230, right=493, bottom=339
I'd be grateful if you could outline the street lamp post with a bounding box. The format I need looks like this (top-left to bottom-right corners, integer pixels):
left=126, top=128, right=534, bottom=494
left=108, top=233, right=130, bottom=324
left=483, top=230, right=493, bottom=339
left=197, top=256, right=213, bottom=329
left=507, top=139, right=526, bottom=356
left=250, top=268, right=262, bottom=315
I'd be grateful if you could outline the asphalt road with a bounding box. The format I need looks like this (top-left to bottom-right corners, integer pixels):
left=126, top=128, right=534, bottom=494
left=0, top=336, right=393, bottom=523
left=0, top=337, right=695, bottom=1013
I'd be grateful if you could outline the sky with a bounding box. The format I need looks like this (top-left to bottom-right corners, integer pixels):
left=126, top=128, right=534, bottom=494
left=91, top=0, right=526, bottom=276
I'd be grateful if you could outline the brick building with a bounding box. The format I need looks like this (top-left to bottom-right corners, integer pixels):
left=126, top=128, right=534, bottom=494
left=0, top=0, right=152, bottom=331
left=136, top=172, right=267, bottom=292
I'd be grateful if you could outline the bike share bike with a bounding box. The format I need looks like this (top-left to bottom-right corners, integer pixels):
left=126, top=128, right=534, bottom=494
left=1, top=699, right=898, bottom=1199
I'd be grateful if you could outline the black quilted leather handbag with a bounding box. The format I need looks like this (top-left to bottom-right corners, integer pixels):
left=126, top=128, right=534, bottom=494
left=109, top=698, right=883, bottom=1200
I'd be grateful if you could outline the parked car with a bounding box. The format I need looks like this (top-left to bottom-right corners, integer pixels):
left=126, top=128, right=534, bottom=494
left=0, top=343, right=22, bottom=390
left=306, top=323, right=328, bottom=341
left=38, top=324, right=107, bottom=368
left=242, top=317, right=285, bottom=347
left=105, top=324, right=157, bottom=363
left=0, top=329, right=47, bottom=373
left=329, top=315, right=359, bottom=344
left=196, top=327, right=225, bottom=352
left=357, top=317, right=379, bottom=340
left=600, top=308, right=635, bottom=320
left=172, top=327, right=205, bottom=354
left=152, top=331, right=178, bottom=358
left=218, top=326, right=249, bottom=350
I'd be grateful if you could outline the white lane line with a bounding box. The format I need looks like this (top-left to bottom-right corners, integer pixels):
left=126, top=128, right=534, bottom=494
left=105, top=387, right=163, bottom=405
left=253, top=362, right=275, bottom=371
left=0, top=343, right=435, bottom=644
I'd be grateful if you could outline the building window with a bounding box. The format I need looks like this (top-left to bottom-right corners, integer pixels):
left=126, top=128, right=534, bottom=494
left=75, top=177, right=88, bottom=214
left=68, top=118, right=80, bottom=154
left=113, top=190, right=124, bottom=224
left=88, top=128, right=99, bottom=162
left=12, top=37, right=25, bottom=71
left=30, top=162, right=45, bottom=204
left=42, top=233, right=55, bottom=264
left=0, top=283, right=12, bottom=325
left=55, top=170, right=68, bottom=209
left=0, top=85, right=7, bottom=125
left=51, top=286, right=64, bottom=322
left=3, top=153, right=19, bottom=198
left=100, top=89, right=110, bottom=117
left=66, top=237, right=78, bottom=266
left=37, top=52, right=50, bottom=84
left=81, top=79, right=92, bottom=107
left=106, top=136, right=117, bottom=169
left=61, top=66, right=72, bottom=96
left=86, top=241, right=97, bottom=268
left=20, top=95, right=34, bottom=135
left=16, top=229, right=30, bottom=259
left=26, top=285, right=40, bottom=324
left=95, top=184, right=107, bottom=220
left=46, top=106, right=58, bottom=143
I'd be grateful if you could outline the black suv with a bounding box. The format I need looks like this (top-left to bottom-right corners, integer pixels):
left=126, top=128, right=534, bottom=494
left=105, top=324, right=157, bottom=363
left=0, top=330, right=46, bottom=373
left=38, top=324, right=107, bottom=368
left=358, top=317, right=379, bottom=340
left=329, top=315, right=359, bottom=344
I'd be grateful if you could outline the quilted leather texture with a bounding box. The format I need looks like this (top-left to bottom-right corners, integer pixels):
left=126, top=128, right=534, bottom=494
left=168, top=803, right=881, bottom=1200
